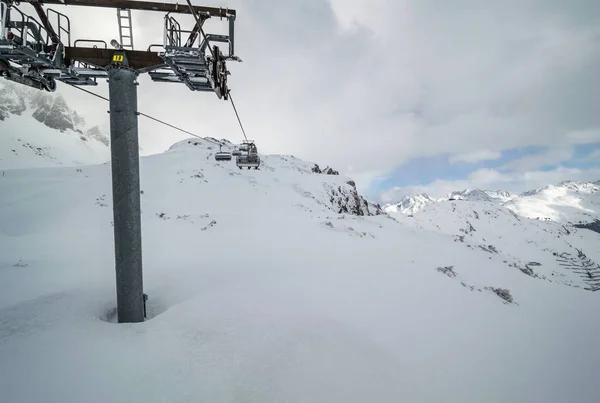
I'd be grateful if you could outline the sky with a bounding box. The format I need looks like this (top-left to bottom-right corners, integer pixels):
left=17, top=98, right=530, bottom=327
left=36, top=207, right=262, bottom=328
left=13, top=0, right=600, bottom=202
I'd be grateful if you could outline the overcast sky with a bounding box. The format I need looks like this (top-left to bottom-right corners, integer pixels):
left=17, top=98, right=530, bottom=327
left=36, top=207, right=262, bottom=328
left=19, top=0, right=600, bottom=201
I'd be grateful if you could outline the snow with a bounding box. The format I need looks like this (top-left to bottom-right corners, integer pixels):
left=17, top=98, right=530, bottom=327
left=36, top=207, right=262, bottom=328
left=1, top=139, right=600, bottom=403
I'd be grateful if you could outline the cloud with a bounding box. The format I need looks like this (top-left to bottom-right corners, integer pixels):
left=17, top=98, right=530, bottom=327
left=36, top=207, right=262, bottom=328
left=449, top=150, right=502, bottom=164
left=583, top=148, right=600, bottom=162
left=380, top=166, right=600, bottom=202
left=499, top=147, right=575, bottom=172
left=566, top=128, right=600, bottom=144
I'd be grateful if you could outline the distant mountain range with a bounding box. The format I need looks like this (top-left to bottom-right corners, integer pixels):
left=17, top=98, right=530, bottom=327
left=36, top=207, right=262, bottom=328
left=384, top=181, right=600, bottom=224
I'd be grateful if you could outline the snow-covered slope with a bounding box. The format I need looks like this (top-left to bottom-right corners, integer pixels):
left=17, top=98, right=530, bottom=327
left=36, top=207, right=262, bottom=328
left=395, top=199, right=600, bottom=291
left=1, top=138, right=599, bottom=403
left=0, top=80, right=110, bottom=169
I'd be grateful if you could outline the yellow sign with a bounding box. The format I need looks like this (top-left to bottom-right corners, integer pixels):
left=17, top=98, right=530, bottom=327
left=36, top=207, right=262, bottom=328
left=112, top=54, right=124, bottom=63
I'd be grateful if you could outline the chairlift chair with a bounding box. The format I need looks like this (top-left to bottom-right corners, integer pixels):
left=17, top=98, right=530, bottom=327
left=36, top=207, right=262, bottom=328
left=214, top=144, right=232, bottom=161
left=236, top=154, right=260, bottom=170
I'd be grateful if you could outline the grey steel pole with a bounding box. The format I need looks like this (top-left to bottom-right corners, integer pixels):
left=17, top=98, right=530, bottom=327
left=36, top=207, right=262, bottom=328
left=107, top=66, right=144, bottom=323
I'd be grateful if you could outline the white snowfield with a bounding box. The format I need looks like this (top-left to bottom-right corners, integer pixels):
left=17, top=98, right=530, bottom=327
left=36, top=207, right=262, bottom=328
left=1, top=139, right=600, bottom=403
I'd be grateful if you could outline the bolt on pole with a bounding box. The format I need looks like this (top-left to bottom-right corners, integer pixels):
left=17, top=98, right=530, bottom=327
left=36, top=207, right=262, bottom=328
left=107, top=64, right=145, bottom=323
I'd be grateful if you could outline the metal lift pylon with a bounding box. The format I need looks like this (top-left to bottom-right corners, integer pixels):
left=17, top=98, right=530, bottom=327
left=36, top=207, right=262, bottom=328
left=0, top=0, right=241, bottom=323
left=107, top=50, right=144, bottom=323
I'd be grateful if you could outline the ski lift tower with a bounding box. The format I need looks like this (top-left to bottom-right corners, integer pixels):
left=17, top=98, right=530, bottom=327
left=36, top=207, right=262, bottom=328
left=0, top=0, right=241, bottom=323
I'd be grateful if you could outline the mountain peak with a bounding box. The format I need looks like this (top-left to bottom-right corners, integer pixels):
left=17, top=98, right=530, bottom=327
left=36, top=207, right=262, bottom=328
left=383, top=193, right=435, bottom=215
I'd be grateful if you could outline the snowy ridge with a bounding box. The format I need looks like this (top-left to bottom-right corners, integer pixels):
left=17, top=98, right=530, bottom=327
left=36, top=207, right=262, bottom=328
left=169, top=139, right=383, bottom=216
left=1, top=135, right=600, bottom=403
left=0, top=80, right=110, bottom=169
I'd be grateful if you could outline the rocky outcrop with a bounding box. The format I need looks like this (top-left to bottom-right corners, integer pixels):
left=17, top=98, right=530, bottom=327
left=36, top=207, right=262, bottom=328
left=0, top=82, right=27, bottom=121
left=312, top=164, right=339, bottom=175
left=326, top=182, right=383, bottom=216
left=574, top=220, right=600, bottom=235
left=0, top=80, right=109, bottom=144
left=310, top=162, right=381, bottom=216
left=30, top=90, right=84, bottom=133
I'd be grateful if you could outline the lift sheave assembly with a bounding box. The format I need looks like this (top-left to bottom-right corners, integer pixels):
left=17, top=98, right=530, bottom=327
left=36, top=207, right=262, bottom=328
left=0, top=0, right=240, bottom=97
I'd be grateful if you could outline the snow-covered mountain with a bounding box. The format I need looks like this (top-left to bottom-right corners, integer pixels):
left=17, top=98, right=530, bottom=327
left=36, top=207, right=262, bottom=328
left=1, top=135, right=600, bottom=403
left=382, top=193, right=435, bottom=215
left=0, top=80, right=110, bottom=169
left=386, top=181, right=599, bottom=225
left=384, top=189, right=517, bottom=214
left=483, top=189, right=517, bottom=202
left=506, top=181, right=600, bottom=222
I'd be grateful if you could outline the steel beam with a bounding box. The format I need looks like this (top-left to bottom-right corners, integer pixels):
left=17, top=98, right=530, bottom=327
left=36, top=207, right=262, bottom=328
left=30, top=1, right=60, bottom=45
left=31, top=0, right=236, bottom=17
left=65, top=46, right=164, bottom=70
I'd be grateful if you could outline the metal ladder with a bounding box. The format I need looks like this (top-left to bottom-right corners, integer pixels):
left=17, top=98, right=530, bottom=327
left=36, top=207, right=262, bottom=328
left=117, top=8, right=133, bottom=50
